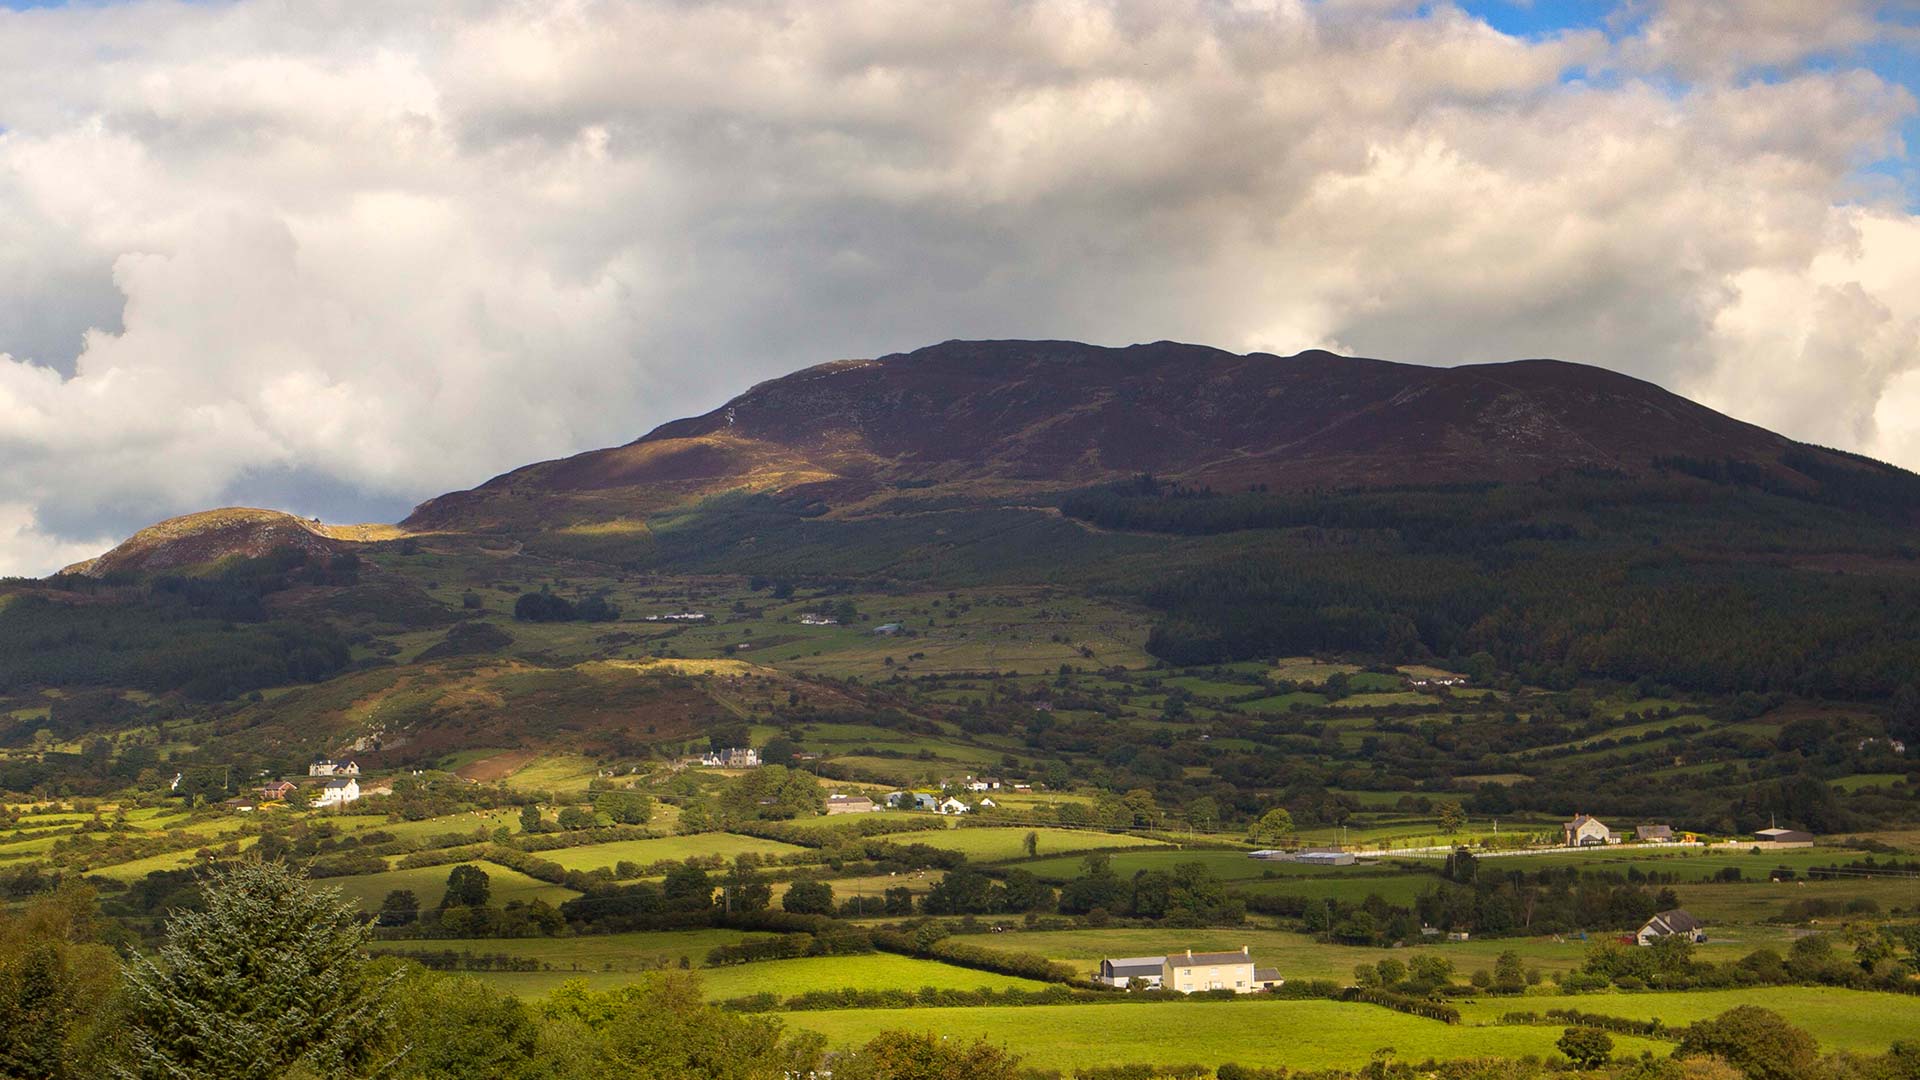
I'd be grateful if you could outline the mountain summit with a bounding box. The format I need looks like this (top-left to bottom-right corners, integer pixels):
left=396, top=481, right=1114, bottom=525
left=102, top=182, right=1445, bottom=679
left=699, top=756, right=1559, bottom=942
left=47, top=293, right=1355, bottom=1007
left=402, top=339, right=1817, bottom=532
left=70, top=338, right=1905, bottom=571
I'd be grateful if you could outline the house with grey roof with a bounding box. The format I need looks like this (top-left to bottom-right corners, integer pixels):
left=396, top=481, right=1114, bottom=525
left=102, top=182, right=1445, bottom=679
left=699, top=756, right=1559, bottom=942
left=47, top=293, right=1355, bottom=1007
left=1563, top=813, right=1614, bottom=847
left=1637, top=908, right=1706, bottom=946
left=825, top=794, right=878, bottom=815
left=315, top=777, right=360, bottom=808
left=1162, top=946, right=1281, bottom=994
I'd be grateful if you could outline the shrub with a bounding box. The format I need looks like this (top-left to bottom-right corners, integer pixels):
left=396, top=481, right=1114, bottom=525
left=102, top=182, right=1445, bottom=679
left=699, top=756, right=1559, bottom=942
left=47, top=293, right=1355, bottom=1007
left=1336, top=987, right=1460, bottom=1024
left=783, top=880, right=835, bottom=915
left=1676, top=1006, right=1818, bottom=1080
left=1557, top=1027, right=1614, bottom=1069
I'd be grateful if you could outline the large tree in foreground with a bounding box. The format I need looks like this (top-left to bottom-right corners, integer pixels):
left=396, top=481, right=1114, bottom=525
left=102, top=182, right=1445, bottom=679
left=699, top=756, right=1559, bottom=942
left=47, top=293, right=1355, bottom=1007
left=114, top=860, right=402, bottom=1080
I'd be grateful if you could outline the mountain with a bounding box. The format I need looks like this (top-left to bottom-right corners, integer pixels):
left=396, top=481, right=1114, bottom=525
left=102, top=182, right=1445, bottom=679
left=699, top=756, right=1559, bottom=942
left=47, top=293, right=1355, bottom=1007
left=61, top=508, right=401, bottom=578
left=401, top=339, right=1830, bottom=533
left=18, top=338, right=1920, bottom=803
left=67, top=339, right=1916, bottom=578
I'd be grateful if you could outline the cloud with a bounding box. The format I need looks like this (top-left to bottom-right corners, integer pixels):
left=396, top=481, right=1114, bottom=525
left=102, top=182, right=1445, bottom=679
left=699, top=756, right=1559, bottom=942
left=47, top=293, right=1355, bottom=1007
left=0, top=0, right=1915, bottom=574
left=1624, top=0, right=1893, bottom=80
left=0, top=503, right=114, bottom=580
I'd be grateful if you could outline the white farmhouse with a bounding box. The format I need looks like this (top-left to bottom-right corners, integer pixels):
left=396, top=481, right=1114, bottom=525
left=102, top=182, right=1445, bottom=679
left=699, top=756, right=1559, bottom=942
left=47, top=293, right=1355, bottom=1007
left=315, top=777, right=361, bottom=808
left=1563, top=813, right=1614, bottom=847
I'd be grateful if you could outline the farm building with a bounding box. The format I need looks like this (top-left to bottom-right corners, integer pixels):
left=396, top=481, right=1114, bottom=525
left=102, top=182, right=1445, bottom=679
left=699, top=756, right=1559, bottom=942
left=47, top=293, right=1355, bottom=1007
left=1563, top=814, right=1614, bottom=847
left=1753, top=826, right=1814, bottom=846
left=872, top=623, right=904, bottom=636
left=1162, top=947, right=1280, bottom=994
left=1637, top=908, right=1706, bottom=946
left=1636, top=824, right=1674, bottom=843
left=825, top=794, right=878, bottom=815
left=885, top=792, right=939, bottom=811
left=1297, top=849, right=1356, bottom=866
left=1096, top=957, right=1165, bottom=989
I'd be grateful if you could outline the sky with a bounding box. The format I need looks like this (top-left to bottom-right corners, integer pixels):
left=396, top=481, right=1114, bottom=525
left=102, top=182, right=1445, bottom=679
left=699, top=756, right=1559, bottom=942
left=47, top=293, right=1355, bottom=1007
left=1, top=0, right=1919, bottom=576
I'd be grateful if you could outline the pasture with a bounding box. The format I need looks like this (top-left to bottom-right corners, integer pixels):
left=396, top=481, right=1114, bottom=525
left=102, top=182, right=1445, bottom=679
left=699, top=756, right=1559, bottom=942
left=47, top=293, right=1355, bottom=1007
left=328, top=809, right=525, bottom=841
left=1018, top=848, right=1422, bottom=887
left=540, top=833, right=810, bottom=874
left=904, top=827, right=1166, bottom=862
left=326, top=861, right=580, bottom=910
left=1456, top=987, right=1920, bottom=1055
left=1458, top=845, right=1867, bottom=881
left=1231, top=873, right=1436, bottom=905
left=1021, top=849, right=1268, bottom=882
left=1671, top=878, right=1920, bottom=923
left=701, top=953, right=1053, bottom=1000
left=784, top=999, right=1670, bottom=1072
left=495, top=754, right=604, bottom=796
left=971, top=928, right=1775, bottom=983
left=373, top=929, right=763, bottom=973
left=86, top=836, right=262, bottom=880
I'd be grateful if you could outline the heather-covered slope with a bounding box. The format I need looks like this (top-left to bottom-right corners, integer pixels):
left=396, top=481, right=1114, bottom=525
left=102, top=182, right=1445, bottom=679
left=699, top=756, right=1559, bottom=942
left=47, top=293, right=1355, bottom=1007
left=403, top=340, right=1838, bottom=532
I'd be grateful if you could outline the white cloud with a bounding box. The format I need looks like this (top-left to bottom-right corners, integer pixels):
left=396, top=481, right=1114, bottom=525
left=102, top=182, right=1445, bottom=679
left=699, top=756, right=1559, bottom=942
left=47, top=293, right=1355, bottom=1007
left=1625, top=0, right=1891, bottom=80
left=0, top=0, right=1914, bottom=575
left=0, top=503, right=115, bottom=580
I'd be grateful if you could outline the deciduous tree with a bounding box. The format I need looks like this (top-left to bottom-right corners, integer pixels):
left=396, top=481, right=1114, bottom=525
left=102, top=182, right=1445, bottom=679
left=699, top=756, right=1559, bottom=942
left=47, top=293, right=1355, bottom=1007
left=1557, top=1027, right=1613, bottom=1069
left=1248, top=807, right=1294, bottom=844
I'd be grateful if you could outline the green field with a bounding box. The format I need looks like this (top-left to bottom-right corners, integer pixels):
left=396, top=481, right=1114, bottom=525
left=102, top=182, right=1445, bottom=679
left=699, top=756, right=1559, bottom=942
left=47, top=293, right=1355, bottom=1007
left=785, top=999, right=1669, bottom=1072
left=701, top=953, right=1053, bottom=1000
left=1672, top=878, right=1920, bottom=922
left=497, top=755, right=604, bottom=796
left=327, top=861, right=580, bottom=910
left=1021, top=849, right=1261, bottom=882
left=1831, top=774, right=1909, bottom=793
left=1232, top=874, right=1437, bottom=905
left=328, top=809, right=526, bottom=841
left=541, top=833, right=810, bottom=874
left=906, top=827, right=1166, bottom=862
left=1019, top=848, right=1418, bottom=885
left=86, top=835, right=262, bottom=880
left=971, top=928, right=1782, bottom=984
left=373, top=929, right=762, bottom=972
left=1240, top=691, right=1329, bottom=712
left=1459, top=845, right=1867, bottom=880
left=1456, top=987, right=1920, bottom=1055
